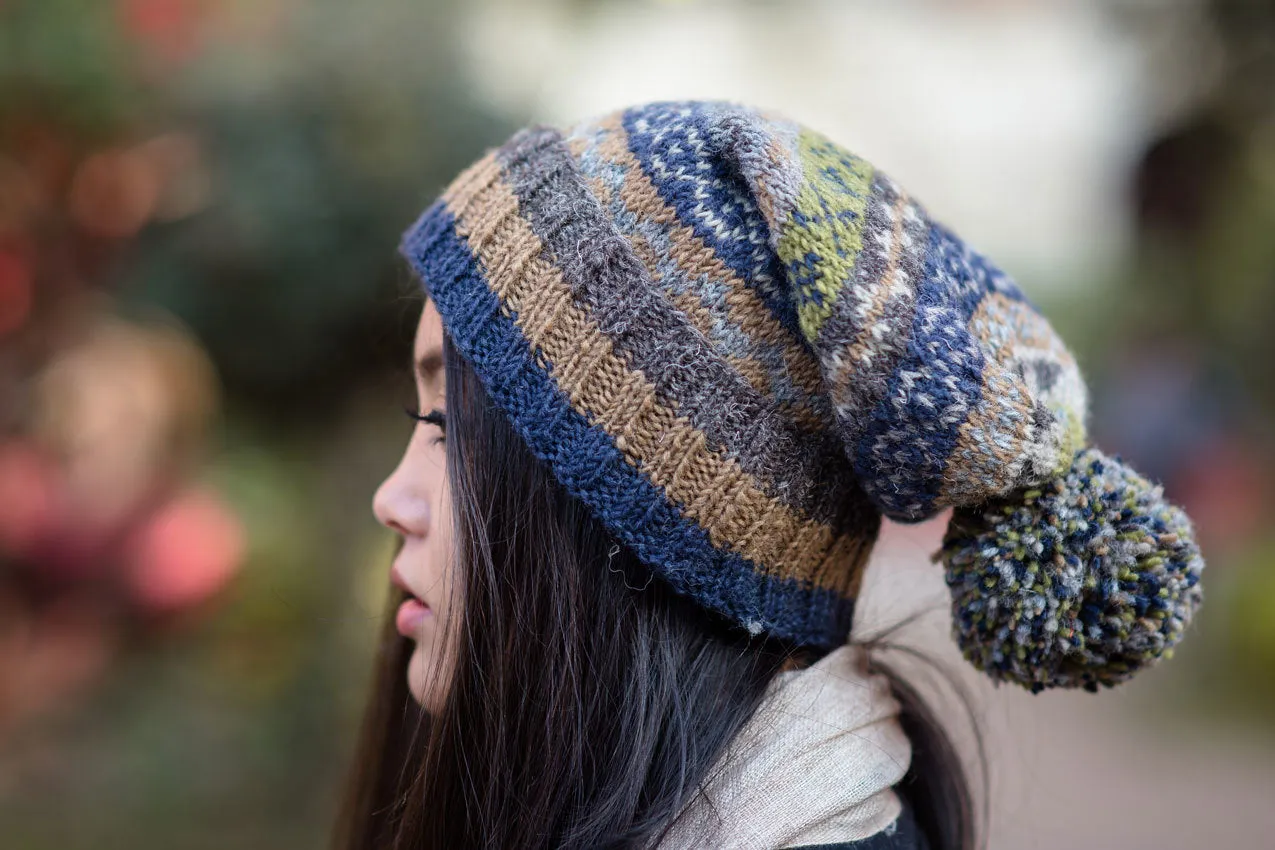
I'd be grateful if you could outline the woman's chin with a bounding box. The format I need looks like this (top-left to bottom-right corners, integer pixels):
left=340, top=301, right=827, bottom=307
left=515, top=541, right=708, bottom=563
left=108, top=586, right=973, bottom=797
left=406, top=643, right=441, bottom=709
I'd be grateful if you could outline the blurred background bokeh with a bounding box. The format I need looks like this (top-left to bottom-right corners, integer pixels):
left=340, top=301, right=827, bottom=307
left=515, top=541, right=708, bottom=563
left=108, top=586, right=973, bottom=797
left=1, top=1, right=1272, bottom=847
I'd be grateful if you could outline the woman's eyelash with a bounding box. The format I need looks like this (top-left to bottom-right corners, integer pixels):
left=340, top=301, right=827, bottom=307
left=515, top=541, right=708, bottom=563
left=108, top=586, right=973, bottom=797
left=404, top=406, right=447, bottom=432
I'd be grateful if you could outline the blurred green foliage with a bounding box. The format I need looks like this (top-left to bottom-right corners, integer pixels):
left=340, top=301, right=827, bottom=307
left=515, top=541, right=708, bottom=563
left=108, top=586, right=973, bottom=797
left=115, top=2, right=513, bottom=414
left=0, top=0, right=145, bottom=136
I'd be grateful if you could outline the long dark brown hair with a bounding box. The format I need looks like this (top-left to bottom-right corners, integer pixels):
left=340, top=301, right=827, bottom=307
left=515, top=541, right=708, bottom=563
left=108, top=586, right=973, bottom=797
left=335, top=312, right=980, bottom=849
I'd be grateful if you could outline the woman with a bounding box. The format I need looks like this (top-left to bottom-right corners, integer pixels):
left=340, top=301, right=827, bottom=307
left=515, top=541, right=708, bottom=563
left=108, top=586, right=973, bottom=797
left=337, top=101, right=1205, bottom=849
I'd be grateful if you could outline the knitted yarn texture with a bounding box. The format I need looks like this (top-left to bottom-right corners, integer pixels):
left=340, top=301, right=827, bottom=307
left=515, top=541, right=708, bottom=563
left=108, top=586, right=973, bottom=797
left=400, top=100, right=1204, bottom=691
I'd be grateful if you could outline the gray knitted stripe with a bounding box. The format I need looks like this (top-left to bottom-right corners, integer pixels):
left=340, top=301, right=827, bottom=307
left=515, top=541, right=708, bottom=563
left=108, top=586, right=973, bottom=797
left=706, top=106, right=806, bottom=237
left=565, top=116, right=836, bottom=434
left=496, top=126, right=862, bottom=532
left=815, top=172, right=927, bottom=445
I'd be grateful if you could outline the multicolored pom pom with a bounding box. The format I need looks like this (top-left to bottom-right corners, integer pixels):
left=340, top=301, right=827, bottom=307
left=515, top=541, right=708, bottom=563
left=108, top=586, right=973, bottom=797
left=936, top=447, right=1205, bottom=692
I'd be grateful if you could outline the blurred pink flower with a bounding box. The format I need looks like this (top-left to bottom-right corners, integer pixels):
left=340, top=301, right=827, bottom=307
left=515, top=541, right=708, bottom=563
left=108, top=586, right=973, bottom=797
left=0, top=441, right=57, bottom=558
left=124, top=486, right=245, bottom=615
left=68, top=149, right=160, bottom=239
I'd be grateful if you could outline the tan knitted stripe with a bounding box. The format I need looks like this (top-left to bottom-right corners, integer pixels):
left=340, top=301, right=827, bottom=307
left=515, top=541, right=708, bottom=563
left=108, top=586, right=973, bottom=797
left=824, top=187, right=910, bottom=416
left=938, top=357, right=1033, bottom=505
left=989, top=290, right=1079, bottom=368
left=972, top=290, right=1081, bottom=404
left=442, top=166, right=865, bottom=595
left=440, top=149, right=504, bottom=219
left=818, top=519, right=874, bottom=597
left=935, top=291, right=1077, bottom=505
left=579, top=115, right=831, bottom=434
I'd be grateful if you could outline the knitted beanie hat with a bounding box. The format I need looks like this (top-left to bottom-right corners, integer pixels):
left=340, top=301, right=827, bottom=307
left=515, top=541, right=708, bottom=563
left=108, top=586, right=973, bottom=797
left=400, top=100, right=1204, bottom=692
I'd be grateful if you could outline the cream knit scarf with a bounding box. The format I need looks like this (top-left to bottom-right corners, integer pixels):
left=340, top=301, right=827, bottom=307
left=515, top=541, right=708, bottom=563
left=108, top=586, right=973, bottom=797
left=651, top=644, right=912, bottom=850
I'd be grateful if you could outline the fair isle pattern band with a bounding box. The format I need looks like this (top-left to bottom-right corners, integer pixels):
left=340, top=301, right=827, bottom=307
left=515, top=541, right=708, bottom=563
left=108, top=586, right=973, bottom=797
left=399, top=100, right=1092, bottom=649
left=603, top=102, right=1087, bottom=522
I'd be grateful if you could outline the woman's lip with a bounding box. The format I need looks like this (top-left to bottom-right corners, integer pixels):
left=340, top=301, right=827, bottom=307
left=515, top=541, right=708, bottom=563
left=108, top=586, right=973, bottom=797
left=390, top=562, right=421, bottom=598
left=396, top=598, right=431, bottom=636
left=390, top=562, right=431, bottom=635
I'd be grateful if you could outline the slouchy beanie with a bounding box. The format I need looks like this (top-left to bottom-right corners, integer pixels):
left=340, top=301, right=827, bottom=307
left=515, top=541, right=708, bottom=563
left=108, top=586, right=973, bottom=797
left=400, top=100, right=1204, bottom=692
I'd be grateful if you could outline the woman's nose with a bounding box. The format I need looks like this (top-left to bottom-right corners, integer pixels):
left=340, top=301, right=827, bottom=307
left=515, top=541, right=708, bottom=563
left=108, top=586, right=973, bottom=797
left=372, top=467, right=430, bottom=538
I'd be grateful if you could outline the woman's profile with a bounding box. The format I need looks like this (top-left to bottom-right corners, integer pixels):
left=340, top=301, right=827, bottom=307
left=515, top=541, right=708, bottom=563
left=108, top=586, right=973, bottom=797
left=336, top=100, right=1205, bottom=849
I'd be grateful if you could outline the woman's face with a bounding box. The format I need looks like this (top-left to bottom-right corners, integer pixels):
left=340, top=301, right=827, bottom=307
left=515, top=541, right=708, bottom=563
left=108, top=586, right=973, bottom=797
left=372, top=299, right=455, bottom=710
